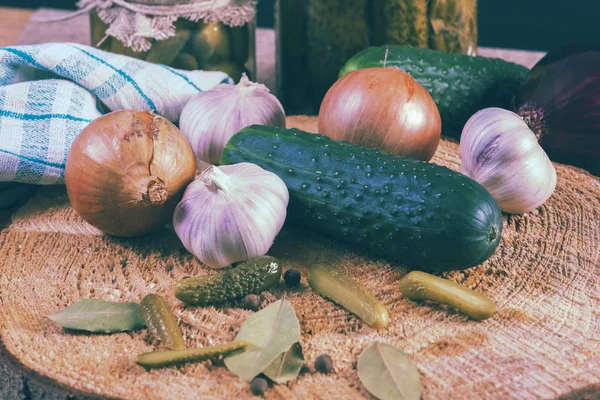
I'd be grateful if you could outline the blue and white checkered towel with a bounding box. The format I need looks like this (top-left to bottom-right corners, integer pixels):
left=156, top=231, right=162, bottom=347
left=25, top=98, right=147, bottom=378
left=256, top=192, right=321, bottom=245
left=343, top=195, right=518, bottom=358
left=0, top=42, right=231, bottom=185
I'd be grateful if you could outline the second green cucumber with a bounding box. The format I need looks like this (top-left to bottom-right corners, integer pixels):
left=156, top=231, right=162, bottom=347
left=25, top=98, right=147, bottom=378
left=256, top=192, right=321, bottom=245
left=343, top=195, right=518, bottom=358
left=338, top=46, right=529, bottom=139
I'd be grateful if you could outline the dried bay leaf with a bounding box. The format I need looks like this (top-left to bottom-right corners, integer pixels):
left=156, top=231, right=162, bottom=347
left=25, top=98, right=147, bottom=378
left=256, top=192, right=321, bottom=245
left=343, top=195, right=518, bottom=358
left=48, top=299, right=146, bottom=333
left=263, top=342, right=304, bottom=383
left=224, top=299, right=300, bottom=381
left=357, top=342, right=421, bottom=400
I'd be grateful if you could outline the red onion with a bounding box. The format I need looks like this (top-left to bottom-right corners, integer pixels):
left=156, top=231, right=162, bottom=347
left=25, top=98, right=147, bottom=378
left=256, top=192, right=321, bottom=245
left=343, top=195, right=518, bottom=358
left=318, top=68, right=442, bottom=161
left=515, top=43, right=600, bottom=176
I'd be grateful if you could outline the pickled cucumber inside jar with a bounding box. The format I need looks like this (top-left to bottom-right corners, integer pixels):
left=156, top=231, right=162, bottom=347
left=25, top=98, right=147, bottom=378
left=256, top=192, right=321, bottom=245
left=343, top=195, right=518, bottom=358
left=145, top=29, right=193, bottom=65
left=172, top=53, right=199, bottom=71
left=190, top=22, right=231, bottom=67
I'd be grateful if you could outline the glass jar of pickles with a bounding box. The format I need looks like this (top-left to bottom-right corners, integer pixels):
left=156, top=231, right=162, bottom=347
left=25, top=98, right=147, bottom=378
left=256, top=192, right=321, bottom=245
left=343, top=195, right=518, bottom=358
left=89, top=0, right=256, bottom=83
left=276, top=0, right=477, bottom=114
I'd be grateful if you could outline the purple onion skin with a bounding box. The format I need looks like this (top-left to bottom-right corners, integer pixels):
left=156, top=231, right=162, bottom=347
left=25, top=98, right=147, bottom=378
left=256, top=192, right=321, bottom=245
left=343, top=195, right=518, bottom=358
left=515, top=43, right=600, bottom=176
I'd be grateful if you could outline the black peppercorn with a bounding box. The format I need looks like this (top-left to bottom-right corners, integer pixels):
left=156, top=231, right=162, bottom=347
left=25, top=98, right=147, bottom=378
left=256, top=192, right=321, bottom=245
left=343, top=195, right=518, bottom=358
left=250, top=377, right=268, bottom=396
left=314, top=354, right=334, bottom=374
left=283, top=268, right=301, bottom=287
left=241, top=294, right=261, bottom=311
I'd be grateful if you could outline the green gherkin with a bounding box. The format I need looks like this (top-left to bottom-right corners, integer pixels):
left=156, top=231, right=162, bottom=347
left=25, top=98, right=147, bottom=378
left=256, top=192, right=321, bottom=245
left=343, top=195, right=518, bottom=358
left=428, top=0, right=478, bottom=54
left=174, top=256, right=282, bottom=306
left=136, top=341, right=251, bottom=369
left=372, top=0, right=428, bottom=48
left=140, top=294, right=185, bottom=351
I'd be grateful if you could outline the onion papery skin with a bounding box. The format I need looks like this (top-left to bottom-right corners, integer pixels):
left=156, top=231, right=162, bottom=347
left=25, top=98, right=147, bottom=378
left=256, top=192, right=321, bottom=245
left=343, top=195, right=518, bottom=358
left=516, top=43, right=600, bottom=176
left=318, top=68, right=442, bottom=161
left=65, top=110, right=196, bottom=237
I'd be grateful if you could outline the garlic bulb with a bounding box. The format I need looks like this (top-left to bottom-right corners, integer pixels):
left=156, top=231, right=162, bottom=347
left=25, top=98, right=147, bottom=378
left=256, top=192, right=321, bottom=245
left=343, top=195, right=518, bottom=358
left=173, top=163, right=289, bottom=269
left=179, top=74, right=286, bottom=167
left=460, top=107, right=557, bottom=214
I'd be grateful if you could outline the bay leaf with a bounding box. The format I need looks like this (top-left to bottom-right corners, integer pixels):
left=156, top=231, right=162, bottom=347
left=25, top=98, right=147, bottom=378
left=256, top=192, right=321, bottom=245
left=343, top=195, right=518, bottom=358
left=224, top=299, right=300, bottom=381
left=263, top=342, right=304, bottom=383
left=48, top=299, right=146, bottom=333
left=357, top=342, right=421, bottom=400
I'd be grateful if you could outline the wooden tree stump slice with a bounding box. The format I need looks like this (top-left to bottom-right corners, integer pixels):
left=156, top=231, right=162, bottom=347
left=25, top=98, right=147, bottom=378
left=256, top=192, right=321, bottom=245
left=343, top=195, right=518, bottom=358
left=1, top=116, right=599, bottom=400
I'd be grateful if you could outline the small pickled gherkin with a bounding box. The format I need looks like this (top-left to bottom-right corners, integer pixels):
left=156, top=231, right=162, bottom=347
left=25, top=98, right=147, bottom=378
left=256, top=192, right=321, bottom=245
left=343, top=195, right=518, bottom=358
left=136, top=340, right=252, bottom=369
left=399, top=271, right=496, bottom=320
left=307, top=264, right=390, bottom=330
left=172, top=53, right=199, bottom=71
left=190, top=22, right=231, bottom=67
left=145, top=29, right=193, bottom=65
left=174, top=256, right=282, bottom=306
left=140, top=294, right=185, bottom=350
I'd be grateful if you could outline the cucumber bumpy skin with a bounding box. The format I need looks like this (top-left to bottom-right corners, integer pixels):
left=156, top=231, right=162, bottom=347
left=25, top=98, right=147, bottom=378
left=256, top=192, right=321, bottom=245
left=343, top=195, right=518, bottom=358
left=338, top=46, right=529, bottom=139
left=140, top=294, right=185, bottom=350
left=174, top=256, right=282, bottom=306
left=221, top=126, right=503, bottom=273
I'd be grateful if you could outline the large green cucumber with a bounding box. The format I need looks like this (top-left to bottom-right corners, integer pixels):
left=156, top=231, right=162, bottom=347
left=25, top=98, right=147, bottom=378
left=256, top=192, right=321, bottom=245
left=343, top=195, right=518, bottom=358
left=338, top=46, right=529, bottom=139
left=221, top=126, right=503, bottom=272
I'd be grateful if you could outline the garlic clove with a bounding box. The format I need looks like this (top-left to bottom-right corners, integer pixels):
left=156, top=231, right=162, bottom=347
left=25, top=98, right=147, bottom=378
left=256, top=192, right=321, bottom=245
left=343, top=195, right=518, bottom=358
left=460, top=107, right=557, bottom=214
left=173, top=163, right=289, bottom=269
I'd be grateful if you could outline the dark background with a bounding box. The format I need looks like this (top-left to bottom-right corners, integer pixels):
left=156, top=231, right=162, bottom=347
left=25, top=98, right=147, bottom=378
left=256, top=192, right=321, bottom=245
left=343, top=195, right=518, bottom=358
left=0, top=0, right=597, bottom=52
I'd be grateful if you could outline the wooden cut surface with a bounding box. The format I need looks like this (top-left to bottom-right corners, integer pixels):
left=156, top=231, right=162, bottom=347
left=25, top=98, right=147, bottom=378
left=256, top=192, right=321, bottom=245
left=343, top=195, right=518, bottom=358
left=1, top=116, right=599, bottom=400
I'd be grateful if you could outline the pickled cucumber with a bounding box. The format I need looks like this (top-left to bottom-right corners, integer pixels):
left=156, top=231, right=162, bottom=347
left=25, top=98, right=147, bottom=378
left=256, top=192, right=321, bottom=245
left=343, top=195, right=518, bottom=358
left=307, top=264, right=390, bottom=330
left=174, top=256, right=282, bottom=306
left=146, top=29, right=192, bottom=65
left=399, top=271, right=496, bottom=320
left=140, top=294, right=185, bottom=350
left=372, top=0, right=428, bottom=48
left=428, top=0, right=448, bottom=51
left=136, top=340, right=251, bottom=369
left=172, top=53, right=199, bottom=71
left=429, top=0, right=477, bottom=54
left=190, top=22, right=231, bottom=67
